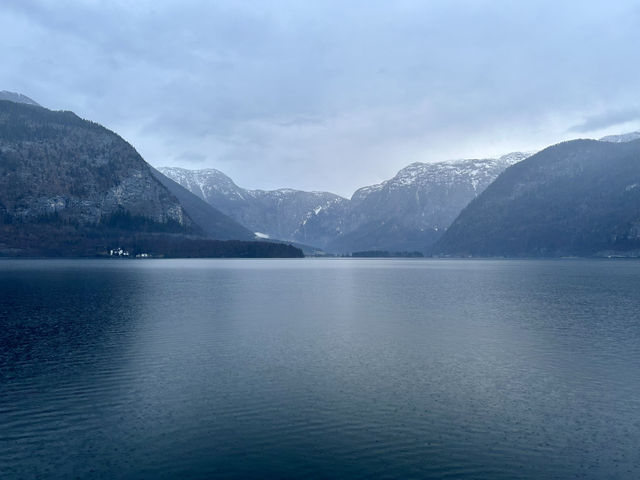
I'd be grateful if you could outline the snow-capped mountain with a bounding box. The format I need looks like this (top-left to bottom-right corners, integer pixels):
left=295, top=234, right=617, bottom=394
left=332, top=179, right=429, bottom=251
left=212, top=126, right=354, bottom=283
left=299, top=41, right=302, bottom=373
left=157, top=167, right=246, bottom=203
left=321, top=152, right=532, bottom=253
left=158, top=167, right=348, bottom=242
left=161, top=152, right=530, bottom=252
left=599, top=131, right=640, bottom=143
left=352, top=152, right=529, bottom=203
left=0, top=90, right=40, bottom=106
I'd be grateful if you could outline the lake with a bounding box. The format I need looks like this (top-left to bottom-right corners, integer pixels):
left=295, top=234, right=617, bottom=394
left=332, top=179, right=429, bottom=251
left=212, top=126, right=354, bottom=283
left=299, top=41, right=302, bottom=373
left=1, top=258, right=639, bottom=479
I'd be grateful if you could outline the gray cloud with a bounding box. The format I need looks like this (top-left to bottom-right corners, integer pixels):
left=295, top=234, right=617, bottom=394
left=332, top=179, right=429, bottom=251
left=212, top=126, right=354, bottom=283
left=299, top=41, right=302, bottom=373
left=175, top=151, right=208, bottom=164
left=568, top=108, right=640, bottom=133
left=2, top=0, right=640, bottom=196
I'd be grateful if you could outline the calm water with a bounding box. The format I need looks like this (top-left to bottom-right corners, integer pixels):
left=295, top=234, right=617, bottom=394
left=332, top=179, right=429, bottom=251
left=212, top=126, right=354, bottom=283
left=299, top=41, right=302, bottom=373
left=1, top=258, right=639, bottom=479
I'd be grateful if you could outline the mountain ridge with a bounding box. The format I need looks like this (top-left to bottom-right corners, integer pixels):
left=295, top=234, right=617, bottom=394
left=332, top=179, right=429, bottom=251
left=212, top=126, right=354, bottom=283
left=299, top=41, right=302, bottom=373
left=160, top=152, right=531, bottom=252
left=599, top=131, right=640, bottom=143
left=0, top=98, right=300, bottom=257
left=161, top=130, right=640, bottom=254
left=7, top=86, right=634, bottom=258
left=0, top=90, right=40, bottom=107
left=158, top=166, right=348, bottom=244
left=434, top=138, right=640, bottom=257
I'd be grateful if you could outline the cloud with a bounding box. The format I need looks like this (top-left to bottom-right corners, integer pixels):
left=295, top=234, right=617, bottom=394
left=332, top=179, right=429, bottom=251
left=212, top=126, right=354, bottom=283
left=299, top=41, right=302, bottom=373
left=2, top=0, right=640, bottom=195
left=175, top=151, right=208, bottom=164
left=568, top=108, right=640, bottom=133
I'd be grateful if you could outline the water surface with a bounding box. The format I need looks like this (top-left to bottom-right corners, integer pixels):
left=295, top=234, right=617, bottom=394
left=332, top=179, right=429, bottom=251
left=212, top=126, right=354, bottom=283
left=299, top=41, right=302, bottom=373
left=1, top=258, right=639, bottom=479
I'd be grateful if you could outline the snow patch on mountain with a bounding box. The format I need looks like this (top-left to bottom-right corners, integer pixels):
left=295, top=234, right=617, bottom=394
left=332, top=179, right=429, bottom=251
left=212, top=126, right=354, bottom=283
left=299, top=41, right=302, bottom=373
left=0, top=91, right=40, bottom=106
left=159, top=167, right=246, bottom=200
left=160, top=151, right=532, bottom=252
left=599, top=131, right=640, bottom=143
left=351, top=151, right=532, bottom=201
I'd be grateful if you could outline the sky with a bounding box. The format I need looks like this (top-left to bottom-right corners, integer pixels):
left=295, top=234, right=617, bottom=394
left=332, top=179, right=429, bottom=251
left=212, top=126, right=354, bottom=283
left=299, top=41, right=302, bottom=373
left=2, top=0, right=640, bottom=197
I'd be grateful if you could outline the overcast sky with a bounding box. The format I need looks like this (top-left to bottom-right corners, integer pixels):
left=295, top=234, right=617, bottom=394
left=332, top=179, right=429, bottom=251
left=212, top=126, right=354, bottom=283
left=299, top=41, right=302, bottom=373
left=2, top=0, right=640, bottom=197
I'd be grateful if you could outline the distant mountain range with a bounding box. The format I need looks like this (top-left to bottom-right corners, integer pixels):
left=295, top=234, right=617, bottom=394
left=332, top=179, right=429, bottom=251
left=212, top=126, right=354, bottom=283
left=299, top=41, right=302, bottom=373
left=0, top=95, right=302, bottom=257
left=162, top=130, right=640, bottom=257
left=3, top=89, right=640, bottom=258
left=161, top=152, right=531, bottom=253
left=158, top=167, right=346, bottom=246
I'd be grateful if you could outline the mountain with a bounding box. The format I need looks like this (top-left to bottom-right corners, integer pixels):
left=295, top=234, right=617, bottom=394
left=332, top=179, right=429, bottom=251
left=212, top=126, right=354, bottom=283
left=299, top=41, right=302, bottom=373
left=158, top=167, right=348, bottom=243
left=599, top=131, right=640, bottom=143
left=0, top=100, right=190, bottom=229
left=0, top=98, right=299, bottom=257
left=161, top=153, right=528, bottom=253
left=323, top=152, right=531, bottom=253
left=435, top=139, right=640, bottom=257
left=149, top=167, right=253, bottom=241
left=0, top=90, right=40, bottom=106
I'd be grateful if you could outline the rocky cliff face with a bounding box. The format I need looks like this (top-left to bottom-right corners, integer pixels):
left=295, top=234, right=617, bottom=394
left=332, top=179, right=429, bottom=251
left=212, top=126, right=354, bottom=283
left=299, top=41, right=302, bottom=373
left=0, top=98, right=272, bottom=256
left=0, top=100, right=189, bottom=229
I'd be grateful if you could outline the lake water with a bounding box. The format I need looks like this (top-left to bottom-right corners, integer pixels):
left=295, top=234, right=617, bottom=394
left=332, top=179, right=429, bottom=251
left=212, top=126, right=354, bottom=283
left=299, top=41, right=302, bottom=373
left=1, top=258, right=639, bottom=479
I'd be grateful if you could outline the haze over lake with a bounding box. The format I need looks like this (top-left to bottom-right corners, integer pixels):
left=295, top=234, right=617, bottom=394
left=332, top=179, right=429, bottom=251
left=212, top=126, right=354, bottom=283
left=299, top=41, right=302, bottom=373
left=2, top=258, right=639, bottom=479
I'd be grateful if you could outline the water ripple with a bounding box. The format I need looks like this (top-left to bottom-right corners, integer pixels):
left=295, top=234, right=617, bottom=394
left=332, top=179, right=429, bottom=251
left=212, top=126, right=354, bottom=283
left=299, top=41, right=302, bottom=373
left=1, top=259, right=640, bottom=479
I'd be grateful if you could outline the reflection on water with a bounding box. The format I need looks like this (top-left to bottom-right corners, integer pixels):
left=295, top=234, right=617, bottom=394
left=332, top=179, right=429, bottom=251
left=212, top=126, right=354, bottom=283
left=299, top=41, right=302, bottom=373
left=1, top=258, right=640, bottom=479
